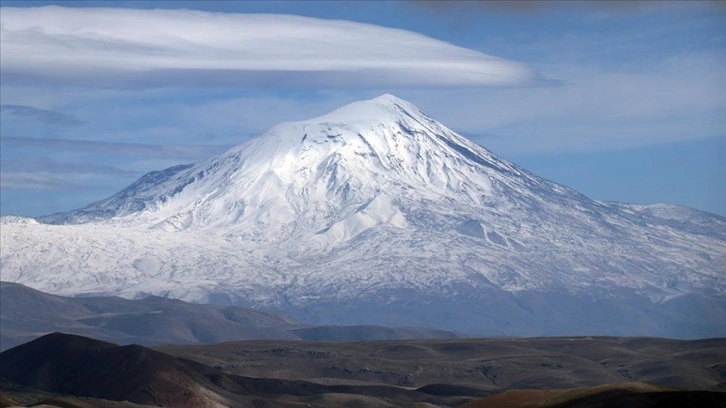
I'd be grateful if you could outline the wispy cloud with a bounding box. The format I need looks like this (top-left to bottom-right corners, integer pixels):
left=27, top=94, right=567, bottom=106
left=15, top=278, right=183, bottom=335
left=1, top=157, right=132, bottom=176
left=408, top=0, right=726, bottom=14
left=0, top=104, right=83, bottom=127
left=0, top=6, right=537, bottom=88
left=0, top=172, right=80, bottom=190
left=405, top=50, right=726, bottom=154
left=0, top=136, right=229, bottom=159
left=0, top=137, right=231, bottom=195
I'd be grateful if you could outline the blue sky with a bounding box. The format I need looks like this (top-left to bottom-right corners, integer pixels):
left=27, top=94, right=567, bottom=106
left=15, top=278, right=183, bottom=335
left=0, top=1, right=724, bottom=216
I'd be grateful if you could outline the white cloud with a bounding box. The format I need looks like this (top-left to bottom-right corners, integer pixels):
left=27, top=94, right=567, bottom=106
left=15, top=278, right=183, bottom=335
left=404, top=52, right=726, bottom=154
left=0, top=6, right=535, bottom=88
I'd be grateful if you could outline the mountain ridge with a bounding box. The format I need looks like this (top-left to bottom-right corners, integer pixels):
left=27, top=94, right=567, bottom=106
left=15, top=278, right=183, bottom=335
left=0, top=281, right=457, bottom=351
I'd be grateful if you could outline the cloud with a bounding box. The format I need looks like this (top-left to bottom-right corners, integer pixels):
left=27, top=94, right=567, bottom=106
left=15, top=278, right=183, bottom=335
left=0, top=136, right=229, bottom=159
left=0, top=104, right=83, bottom=126
left=0, top=6, right=536, bottom=88
left=407, top=0, right=726, bottom=14
left=0, top=137, right=232, bottom=195
left=0, top=172, right=80, bottom=190
left=0, top=155, right=137, bottom=191
left=404, top=51, right=726, bottom=154
left=1, top=157, right=132, bottom=176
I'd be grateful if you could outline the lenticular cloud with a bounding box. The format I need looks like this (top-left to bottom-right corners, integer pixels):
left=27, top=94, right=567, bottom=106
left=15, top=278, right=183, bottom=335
left=0, top=6, right=535, bottom=88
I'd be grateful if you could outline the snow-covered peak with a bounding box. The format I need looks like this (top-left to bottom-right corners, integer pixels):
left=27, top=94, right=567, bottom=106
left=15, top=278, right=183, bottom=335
left=245, top=93, right=512, bottom=178
left=255, top=93, right=437, bottom=152
left=307, top=93, right=426, bottom=125
left=39, top=94, right=536, bottom=236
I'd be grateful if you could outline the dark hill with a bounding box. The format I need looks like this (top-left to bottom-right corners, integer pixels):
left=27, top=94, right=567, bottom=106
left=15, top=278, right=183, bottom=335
left=550, top=390, right=726, bottom=408
left=0, top=332, right=226, bottom=407
left=460, top=383, right=726, bottom=408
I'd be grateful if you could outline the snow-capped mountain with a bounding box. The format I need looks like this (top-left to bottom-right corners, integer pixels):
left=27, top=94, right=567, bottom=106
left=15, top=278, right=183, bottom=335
left=2, top=95, right=725, bottom=338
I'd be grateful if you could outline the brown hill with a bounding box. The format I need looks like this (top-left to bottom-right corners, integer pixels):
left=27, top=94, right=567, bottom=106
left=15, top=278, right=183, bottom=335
left=0, top=332, right=228, bottom=407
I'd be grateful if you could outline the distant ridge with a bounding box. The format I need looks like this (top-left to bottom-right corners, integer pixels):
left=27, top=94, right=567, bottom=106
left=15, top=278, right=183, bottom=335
left=0, top=282, right=458, bottom=351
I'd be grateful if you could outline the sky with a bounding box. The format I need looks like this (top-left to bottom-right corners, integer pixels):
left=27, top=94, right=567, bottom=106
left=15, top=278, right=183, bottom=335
left=0, top=0, right=724, bottom=217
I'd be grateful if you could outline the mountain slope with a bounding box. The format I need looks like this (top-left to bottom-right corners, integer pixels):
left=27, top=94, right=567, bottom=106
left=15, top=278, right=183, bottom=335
left=1, top=94, right=724, bottom=337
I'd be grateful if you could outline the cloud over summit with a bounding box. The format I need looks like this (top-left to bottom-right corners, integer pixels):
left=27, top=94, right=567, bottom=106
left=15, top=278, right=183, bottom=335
left=0, top=6, right=536, bottom=88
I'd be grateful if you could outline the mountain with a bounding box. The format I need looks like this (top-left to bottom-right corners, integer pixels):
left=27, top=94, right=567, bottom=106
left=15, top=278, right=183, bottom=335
left=1, top=94, right=724, bottom=337
left=0, top=282, right=457, bottom=351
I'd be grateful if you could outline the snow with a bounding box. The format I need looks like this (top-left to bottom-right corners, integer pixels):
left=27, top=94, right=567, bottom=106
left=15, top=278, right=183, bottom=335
left=1, top=94, right=725, bottom=336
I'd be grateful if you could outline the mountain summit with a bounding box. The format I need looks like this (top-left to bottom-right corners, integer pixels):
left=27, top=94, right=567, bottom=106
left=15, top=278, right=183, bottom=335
left=3, top=95, right=725, bottom=337
left=39, top=93, right=534, bottom=241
